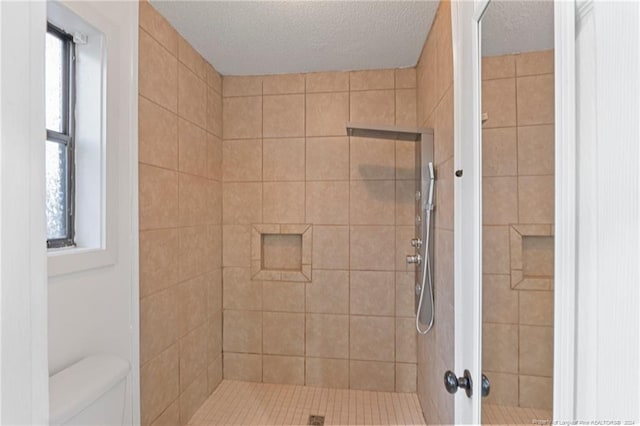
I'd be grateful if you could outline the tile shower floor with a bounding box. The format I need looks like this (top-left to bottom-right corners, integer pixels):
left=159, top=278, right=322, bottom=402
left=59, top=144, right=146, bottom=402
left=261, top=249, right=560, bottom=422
left=189, top=380, right=426, bottom=425
left=483, top=404, right=552, bottom=425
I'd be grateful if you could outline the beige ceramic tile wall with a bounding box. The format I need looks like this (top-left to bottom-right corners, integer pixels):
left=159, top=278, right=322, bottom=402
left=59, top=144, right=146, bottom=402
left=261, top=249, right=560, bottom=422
left=414, top=1, right=456, bottom=424
left=481, top=49, right=555, bottom=411
left=138, top=2, right=223, bottom=425
left=221, top=67, right=419, bottom=392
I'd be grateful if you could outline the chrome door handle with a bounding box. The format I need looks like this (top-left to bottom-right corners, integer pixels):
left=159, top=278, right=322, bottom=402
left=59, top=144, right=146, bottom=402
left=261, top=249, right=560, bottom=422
left=444, top=370, right=473, bottom=398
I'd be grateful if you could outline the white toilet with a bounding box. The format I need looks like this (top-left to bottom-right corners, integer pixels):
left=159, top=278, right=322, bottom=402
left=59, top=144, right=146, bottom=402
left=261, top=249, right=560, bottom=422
left=49, top=354, right=130, bottom=425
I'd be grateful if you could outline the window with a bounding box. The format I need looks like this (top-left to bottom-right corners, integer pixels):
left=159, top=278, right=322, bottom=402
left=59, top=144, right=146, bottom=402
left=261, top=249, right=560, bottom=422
left=46, top=23, right=75, bottom=248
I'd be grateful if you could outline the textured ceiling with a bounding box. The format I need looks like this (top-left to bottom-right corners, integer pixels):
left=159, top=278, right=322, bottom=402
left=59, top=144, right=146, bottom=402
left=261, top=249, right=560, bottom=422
left=150, top=1, right=438, bottom=76
left=482, top=0, right=554, bottom=57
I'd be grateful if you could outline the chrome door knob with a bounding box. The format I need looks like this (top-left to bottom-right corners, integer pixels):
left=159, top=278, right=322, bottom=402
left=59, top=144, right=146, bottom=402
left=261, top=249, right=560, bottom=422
left=410, top=238, right=422, bottom=248
left=406, top=254, right=422, bottom=265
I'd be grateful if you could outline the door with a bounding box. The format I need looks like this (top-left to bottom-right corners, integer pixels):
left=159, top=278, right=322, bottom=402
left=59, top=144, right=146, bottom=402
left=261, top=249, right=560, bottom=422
left=451, top=0, right=490, bottom=423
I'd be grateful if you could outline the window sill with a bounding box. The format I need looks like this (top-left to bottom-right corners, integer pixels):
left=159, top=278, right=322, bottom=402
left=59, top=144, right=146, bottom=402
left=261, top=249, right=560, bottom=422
left=48, top=245, right=116, bottom=277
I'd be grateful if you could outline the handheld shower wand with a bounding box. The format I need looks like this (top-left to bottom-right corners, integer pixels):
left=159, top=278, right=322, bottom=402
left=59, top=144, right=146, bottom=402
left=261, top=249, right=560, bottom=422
left=416, top=162, right=435, bottom=334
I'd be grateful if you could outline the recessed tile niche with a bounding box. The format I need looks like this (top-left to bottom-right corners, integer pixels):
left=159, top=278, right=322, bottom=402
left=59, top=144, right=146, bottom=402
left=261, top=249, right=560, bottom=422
left=251, top=224, right=312, bottom=282
left=510, top=224, right=554, bottom=290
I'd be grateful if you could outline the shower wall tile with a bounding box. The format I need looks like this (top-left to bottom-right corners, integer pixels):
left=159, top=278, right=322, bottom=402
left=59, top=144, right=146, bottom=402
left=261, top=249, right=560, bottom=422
left=139, top=164, right=179, bottom=230
left=179, top=323, right=208, bottom=391
left=518, top=125, right=555, bottom=176
left=223, top=310, right=262, bottom=353
left=349, top=226, right=395, bottom=271
left=483, top=177, right=519, bottom=225
left=349, top=180, right=395, bottom=225
left=482, top=78, right=517, bottom=128
left=139, top=228, right=179, bottom=298
left=306, top=92, right=349, bottom=136
left=516, top=49, right=554, bottom=77
left=482, top=127, right=517, bottom=177
left=434, top=87, right=454, bottom=165
left=516, top=74, right=555, bottom=125
left=222, top=96, right=263, bottom=139
left=395, top=363, right=417, bottom=393
left=140, top=287, right=179, bottom=365
left=178, top=118, right=207, bottom=177
left=262, top=182, right=305, bottom=224
left=223, top=353, right=262, bottom=382
left=312, top=226, right=350, bottom=270
left=395, top=68, right=417, bottom=89
left=395, top=141, right=417, bottom=180
left=139, top=1, right=178, bottom=55
left=306, top=314, right=349, bottom=359
left=395, top=272, right=415, bottom=318
left=349, top=138, right=395, bottom=180
left=263, top=138, right=305, bottom=181
left=305, top=270, right=349, bottom=314
left=482, top=274, right=518, bottom=324
left=396, top=89, right=418, bottom=126
left=263, top=94, right=305, bottom=137
left=222, top=182, right=262, bottom=224
left=178, top=64, right=207, bottom=129
left=140, top=344, right=180, bottom=426
left=350, top=69, right=395, bottom=91
left=221, top=64, right=421, bottom=392
left=139, top=3, right=222, bottom=423
left=483, top=323, right=519, bottom=374
left=263, top=73, right=305, bottom=95
left=177, top=275, right=208, bottom=337
left=519, top=376, right=553, bottom=411
left=305, top=357, right=349, bottom=389
left=349, top=316, right=395, bottom=362
left=483, top=226, right=511, bottom=274
left=349, top=271, right=395, bottom=316
left=305, top=71, right=350, bottom=93
left=179, top=372, right=208, bottom=425
left=178, top=36, right=206, bottom=79
left=139, top=95, right=178, bottom=169
left=139, top=29, right=178, bottom=113
left=263, top=355, right=305, bottom=385
left=482, top=54, right=516, bottom=80
left=305, top=137, right=350, bottom=181
left=222, top=75, right=263, bottom=97
left=481, top=49, right=555, bottom=412
left=518, top=176, right=554, bottom=224
left=222, top=139, right=262, bottom=182
left=206, top=87, right=222, bottom=137
left=396, top=318, right=418, bottom=363
left=349, top=361, right=395, bottom=392
left=305, top=181, right=349, bottom=225
left=263, top=312, right=305, bottom=356
left=350, top=90, right=395, bottom=125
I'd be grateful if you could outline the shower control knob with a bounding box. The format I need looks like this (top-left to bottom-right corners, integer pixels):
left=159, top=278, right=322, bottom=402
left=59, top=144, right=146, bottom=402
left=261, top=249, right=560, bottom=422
left=410, top=238, right=422, bottom=248
left=415, top=283, right=422, bottom=295
left=406, top=254, right=422, bottom=265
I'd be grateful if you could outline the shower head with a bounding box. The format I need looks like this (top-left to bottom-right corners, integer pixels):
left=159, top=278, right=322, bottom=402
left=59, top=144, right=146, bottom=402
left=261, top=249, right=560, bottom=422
left=428, top=162, right=435, bottom=180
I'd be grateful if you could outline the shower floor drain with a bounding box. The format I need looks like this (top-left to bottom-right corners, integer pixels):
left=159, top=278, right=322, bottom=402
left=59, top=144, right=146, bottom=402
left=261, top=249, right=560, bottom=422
left=308, top=414, right=325, bottom=425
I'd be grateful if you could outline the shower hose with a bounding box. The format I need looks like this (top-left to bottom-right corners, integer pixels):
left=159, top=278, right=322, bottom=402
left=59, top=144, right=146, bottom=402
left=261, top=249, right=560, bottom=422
left=416, top=165, right=435, bottom=335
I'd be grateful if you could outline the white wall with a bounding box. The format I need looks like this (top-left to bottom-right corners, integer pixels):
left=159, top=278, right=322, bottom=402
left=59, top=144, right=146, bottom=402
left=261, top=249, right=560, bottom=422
left=1, top=1, right=139, bottom=424
left=573, top=0, right=639, bottom=420
left=0, top=1, right=49, bottom=424
left=47, top=1, right=140, bottom=425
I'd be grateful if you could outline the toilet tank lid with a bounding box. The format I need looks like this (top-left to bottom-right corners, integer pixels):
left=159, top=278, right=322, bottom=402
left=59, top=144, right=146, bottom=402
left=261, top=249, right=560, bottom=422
left=50, top=354, right=130, bottom=425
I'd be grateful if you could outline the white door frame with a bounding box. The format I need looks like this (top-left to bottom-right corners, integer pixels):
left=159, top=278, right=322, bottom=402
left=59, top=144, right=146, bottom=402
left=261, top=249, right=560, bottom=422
left=552, top=0, right=577, bottom=420
left=454, top=0, right=577, bottom=422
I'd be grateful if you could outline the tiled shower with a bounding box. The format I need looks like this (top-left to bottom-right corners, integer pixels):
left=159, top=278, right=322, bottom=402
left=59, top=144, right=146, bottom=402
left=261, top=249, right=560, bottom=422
left=137, top=0, right=552, bottom=424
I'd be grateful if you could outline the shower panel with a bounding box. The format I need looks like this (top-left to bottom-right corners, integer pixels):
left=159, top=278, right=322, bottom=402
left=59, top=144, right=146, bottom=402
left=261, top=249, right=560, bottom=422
left=346, top=123, right=435, bottom=334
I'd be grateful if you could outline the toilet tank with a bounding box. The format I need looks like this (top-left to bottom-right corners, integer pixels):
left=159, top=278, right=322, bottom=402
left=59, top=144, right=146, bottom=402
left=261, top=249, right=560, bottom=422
left=50, top=355, right=130, bottom=426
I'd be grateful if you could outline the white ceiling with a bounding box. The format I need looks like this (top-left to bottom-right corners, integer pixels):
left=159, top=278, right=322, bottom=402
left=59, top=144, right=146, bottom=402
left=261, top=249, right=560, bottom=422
left=150, top=1, right=439, bottom=76
left=481, top=0, right=554, bottom=57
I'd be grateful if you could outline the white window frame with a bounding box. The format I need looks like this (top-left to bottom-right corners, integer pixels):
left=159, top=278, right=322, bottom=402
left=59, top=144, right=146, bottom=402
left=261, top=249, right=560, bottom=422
left=47, top=1, right=117, bottom=277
